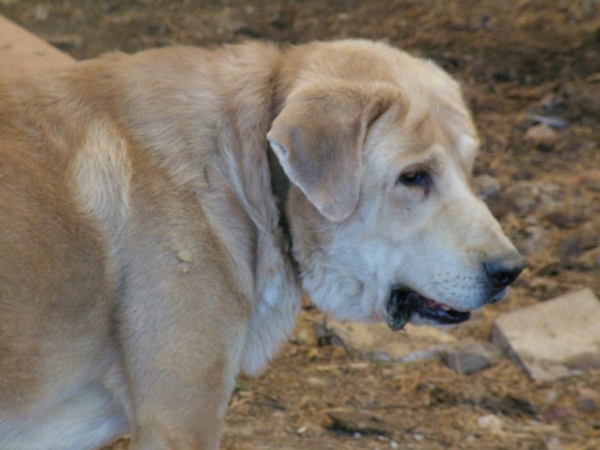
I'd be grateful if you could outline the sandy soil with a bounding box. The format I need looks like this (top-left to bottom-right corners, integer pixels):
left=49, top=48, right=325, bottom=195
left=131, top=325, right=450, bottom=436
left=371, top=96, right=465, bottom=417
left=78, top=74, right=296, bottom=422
left=2, top=1, right=600, bottom=449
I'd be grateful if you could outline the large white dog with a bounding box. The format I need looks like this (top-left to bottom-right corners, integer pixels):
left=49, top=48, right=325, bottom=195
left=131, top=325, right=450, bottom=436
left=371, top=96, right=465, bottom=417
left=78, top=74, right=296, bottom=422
left=0, top=40, right=523, bottom=449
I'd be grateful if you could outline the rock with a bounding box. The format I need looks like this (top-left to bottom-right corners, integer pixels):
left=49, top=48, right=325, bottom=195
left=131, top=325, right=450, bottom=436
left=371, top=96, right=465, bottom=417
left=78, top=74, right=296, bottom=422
left=577, top=388, right=600, bottom=414
left=545, top=436, right=563, bottom=450
left=35, top=4, right=50, bottom=21
left=443, top=340, right=503, bottom=375
left=327, top=410, right=394, bottom=437
left=492, top=289, right=600, bottom=381
left=476, top=414, right=503, bottom=434
left=316, top=315, right=457, bottom=363
left=306, top=377, right=327, bottom=387
left=505, top=182, right=539, bottom=215
left=473, top=174, right=501, bottom=200
left=412, top=433, right=425, bottom=441
left=525, top=124, right=558, bottom=147
left=504, top=180, right=563, bottom=217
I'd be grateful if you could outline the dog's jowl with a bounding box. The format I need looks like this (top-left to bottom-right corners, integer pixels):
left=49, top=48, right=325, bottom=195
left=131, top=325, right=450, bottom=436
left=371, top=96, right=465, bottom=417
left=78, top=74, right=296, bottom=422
left=0, top=40, right=523, bottom=449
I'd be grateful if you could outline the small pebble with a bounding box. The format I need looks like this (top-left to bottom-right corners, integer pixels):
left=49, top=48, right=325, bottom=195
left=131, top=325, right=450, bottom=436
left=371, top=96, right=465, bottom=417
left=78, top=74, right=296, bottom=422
left=546, top=436, right=563, bottom=450
left=444, top=340, right=502, bottom=375
left=35, top=4, right=49, bottom=21
left=577, top=388, right=600, bottom=414
left=306, top=377, right=327, bottom=387
left=525, top=124, right=558, bottom=147
left=476, top=414, right=503, bottom=434
left=473, top=174, right=501, bottom=200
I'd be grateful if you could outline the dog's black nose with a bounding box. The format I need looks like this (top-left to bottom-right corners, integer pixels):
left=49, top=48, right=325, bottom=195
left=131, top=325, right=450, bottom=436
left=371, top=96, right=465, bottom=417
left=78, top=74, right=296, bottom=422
left=483, top=254, right=525, bottom=289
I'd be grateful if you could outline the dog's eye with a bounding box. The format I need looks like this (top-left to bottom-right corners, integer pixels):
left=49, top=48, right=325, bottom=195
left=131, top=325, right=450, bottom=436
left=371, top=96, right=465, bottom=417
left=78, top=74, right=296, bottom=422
left=398, top=170, right=431, bottom=191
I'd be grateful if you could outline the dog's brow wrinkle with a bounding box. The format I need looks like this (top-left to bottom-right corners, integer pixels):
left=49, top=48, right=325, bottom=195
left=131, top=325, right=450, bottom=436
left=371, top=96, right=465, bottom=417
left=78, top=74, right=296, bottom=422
left=409, top=111, right=430, bottom=132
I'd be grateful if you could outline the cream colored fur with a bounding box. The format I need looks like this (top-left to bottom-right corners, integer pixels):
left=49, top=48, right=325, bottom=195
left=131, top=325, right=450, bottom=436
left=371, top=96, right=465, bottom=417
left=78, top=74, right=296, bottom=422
left=0, top=40, right=521, bottom=449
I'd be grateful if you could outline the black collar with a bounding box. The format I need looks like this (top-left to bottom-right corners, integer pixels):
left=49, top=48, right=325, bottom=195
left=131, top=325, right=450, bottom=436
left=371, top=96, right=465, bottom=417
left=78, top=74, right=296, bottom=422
left=266, top=144, right=298, bottom=272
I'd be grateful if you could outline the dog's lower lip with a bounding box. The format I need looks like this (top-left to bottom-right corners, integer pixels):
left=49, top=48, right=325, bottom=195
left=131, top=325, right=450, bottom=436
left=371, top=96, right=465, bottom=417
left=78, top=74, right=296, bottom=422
left=386, top=287, right=471, bottom=330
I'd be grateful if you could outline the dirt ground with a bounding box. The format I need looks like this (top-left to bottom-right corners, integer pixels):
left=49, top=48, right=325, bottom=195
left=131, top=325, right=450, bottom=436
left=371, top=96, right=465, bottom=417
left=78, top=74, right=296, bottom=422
left=2, top=0, right=600, bottom=449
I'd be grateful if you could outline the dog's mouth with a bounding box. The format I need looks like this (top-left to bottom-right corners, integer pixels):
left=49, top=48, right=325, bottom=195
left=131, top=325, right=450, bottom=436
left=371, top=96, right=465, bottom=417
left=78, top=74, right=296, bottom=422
left=386, top=286, right=471, bottom=331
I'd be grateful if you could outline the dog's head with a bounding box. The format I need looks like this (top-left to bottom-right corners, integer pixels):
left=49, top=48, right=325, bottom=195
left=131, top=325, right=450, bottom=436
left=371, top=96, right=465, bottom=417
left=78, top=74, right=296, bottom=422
left=267, top=40, right=524, bottom=330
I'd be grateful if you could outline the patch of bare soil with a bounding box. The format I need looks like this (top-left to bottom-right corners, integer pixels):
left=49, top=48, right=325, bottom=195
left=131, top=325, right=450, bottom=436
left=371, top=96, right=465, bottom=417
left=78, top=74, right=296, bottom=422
left=2, top=0, right=600, bottom=448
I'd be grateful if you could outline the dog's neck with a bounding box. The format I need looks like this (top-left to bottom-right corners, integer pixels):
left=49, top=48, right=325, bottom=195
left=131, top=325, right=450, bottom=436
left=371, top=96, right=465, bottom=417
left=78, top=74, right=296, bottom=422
left=267, top=144, right=299, bottom=272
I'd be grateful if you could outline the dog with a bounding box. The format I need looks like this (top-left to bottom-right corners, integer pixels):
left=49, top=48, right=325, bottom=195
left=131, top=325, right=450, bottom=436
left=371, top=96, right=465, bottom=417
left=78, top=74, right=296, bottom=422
left=0, top=39, right=524, bottom=449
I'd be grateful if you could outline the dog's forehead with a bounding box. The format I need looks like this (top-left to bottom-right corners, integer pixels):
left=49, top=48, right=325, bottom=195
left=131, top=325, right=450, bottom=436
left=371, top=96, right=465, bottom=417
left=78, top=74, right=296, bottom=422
left=365, top=99, right=478, bottom=177
left=302, top=41, right=479, bottom=172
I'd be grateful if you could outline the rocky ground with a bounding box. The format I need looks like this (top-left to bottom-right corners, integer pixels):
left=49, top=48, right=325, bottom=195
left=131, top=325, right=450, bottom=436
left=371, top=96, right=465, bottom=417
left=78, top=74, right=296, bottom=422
left=2, top=0, right=600, bottom=449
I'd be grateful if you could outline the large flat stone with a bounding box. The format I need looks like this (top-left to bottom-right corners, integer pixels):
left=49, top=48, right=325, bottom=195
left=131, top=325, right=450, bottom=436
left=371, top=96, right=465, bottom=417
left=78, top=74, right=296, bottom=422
left=0, top=15, right=74, bottom=79
left=316, top=315, right=457, bottom=363
left=492, top=289, right=600, bottom=381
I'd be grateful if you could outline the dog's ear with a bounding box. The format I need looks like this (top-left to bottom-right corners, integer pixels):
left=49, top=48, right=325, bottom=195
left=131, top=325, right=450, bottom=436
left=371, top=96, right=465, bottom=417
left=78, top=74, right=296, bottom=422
left=267, top=83, right=395, bottom=222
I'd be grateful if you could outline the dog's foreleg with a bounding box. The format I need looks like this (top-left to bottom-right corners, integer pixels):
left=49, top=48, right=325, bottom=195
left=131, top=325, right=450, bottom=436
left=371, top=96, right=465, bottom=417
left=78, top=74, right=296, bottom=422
left=118, top=244, right=250, bottom=449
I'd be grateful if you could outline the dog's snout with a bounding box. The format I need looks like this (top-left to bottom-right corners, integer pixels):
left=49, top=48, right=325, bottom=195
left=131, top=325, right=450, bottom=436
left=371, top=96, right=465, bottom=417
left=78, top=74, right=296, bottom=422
left=483, top=254, right=525, bottom=289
